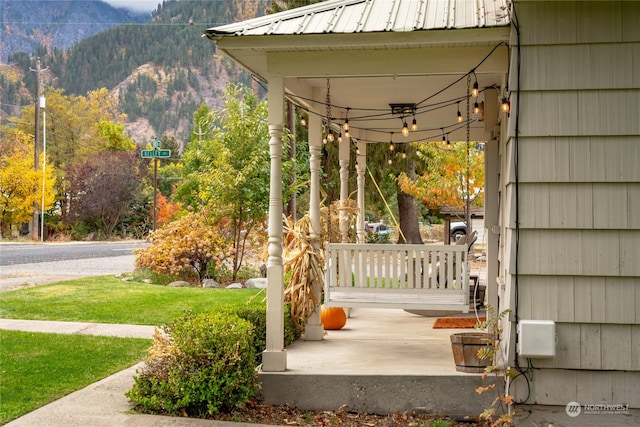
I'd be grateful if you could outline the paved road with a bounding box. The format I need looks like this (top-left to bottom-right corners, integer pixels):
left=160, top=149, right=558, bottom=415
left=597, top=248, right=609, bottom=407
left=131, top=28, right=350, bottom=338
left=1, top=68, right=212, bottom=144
left=0, top=241, right=148, bottom=292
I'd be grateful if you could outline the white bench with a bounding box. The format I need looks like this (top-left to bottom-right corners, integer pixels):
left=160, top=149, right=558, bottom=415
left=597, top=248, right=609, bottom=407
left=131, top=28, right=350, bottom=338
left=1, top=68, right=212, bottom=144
left=324, top=243, right=471, bottom=313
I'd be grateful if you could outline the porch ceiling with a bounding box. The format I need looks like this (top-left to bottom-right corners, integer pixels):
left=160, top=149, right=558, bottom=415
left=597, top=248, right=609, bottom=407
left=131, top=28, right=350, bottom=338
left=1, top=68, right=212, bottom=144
left=205, top=1, right=511, bottom=144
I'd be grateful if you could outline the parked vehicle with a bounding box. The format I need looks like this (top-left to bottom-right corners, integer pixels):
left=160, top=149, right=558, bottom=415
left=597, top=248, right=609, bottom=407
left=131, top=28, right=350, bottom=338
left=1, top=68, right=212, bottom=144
left=450, top=221, right=467, bottom=241
left=366, top=222, right=394, bottom=235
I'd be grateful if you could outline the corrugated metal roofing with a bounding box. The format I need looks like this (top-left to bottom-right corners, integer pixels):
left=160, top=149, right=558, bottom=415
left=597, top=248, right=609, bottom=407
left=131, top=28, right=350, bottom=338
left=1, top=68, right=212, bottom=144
left=206, top=0, right=510, bottom=37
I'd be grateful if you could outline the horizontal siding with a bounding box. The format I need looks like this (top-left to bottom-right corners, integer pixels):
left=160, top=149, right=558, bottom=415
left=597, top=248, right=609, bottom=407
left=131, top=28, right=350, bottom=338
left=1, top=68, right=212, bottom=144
left=514, top=137, right=640, bottom=183
left=515, top=1, right=640, bottom=45
left=516, top=183, right=640, bottom=229
left=511, top=369, right=640, bottom=407
left=515, top=90, right=640, bottom=137
left=515, top=230, right=640, bottom=276
left=518, top=43, right=640, bottom=91
left=520, top=323, right=640, bottom=371
left=517, top=276, right=639, bottom=324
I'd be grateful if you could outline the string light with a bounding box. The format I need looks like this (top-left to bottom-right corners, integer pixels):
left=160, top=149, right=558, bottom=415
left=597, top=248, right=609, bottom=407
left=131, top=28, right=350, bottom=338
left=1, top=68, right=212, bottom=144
left=300, top=116, right=307, bottom=127
left=501, top=97, right=510, bottom=112
left=457, top=101, right=463, bottom=123
left=411, top=116, right=418, bottom=131
left=471, top=72, right=479, bottom=97
left=326, top=132, right=335, bottom=143
left=402, top=120, right=409, bottom=137
left=343, top=107, right=350, bottom=131
left=389, top=133, right=395, bottom=151
left=473, top=101, right=480, bottom=115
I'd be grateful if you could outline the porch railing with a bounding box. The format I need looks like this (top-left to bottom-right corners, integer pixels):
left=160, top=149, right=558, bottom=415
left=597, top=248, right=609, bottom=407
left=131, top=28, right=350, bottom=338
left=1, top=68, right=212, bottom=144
left=324, top=243, right=470, bottom=313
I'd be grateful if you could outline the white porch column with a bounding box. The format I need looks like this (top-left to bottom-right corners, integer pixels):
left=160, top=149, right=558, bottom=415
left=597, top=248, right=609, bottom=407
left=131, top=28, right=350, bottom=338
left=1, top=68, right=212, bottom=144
left=263, top=74, right=286, bottom=372
left=356, top=140, right=367, bottom=243
left=338, top=130, right=350, bottom=242
left=304, top=88, right=324, bottom=341
left=485, top=138, right=499, bottom=311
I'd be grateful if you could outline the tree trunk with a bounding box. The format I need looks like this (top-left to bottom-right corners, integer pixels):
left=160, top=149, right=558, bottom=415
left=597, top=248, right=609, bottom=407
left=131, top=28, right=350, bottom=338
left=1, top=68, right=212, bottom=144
left=396, top=160, right=423, bottom=244
left=396, top=190, right=423, bottom=244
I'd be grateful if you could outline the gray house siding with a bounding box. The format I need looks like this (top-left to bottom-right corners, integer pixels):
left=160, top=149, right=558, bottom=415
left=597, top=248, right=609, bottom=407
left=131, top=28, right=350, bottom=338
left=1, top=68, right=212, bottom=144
left=506, top=0, right=640, bottom=406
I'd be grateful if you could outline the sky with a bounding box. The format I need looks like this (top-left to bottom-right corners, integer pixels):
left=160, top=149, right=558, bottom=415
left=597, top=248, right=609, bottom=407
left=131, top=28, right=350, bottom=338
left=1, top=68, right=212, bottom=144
left=102, top=0, right=159, bottom=13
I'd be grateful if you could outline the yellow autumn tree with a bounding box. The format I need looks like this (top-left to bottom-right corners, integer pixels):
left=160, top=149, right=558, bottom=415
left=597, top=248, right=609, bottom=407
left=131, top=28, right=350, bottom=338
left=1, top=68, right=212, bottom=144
left=0, top=130, right=57, bottom=236
left=397, top=141, right=484, bottom=211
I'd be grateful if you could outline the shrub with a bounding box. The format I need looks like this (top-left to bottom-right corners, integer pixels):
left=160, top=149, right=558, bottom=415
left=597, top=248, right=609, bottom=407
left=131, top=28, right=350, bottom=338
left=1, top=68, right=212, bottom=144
left=135, top=212, right=233, bottom=284
left=230, top=304, right=303, bottom=365
left=127, top=311, right=258, bottom=417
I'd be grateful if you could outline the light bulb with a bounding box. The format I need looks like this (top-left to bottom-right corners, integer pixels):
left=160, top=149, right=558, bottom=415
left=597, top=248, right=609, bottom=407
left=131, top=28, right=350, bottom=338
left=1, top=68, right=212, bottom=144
left=343, top=119, right=349, bottom=131
left=402, top=121, right=409, bottom=137
left=388, top=158, right=393, bottom=165
left=389, top=142, right=395, bottom=151
left=337, top=133, right=343, bottom=143
left=472, top=81, right=479, bottom=97
left=411, top=118, right=418, bottom=131
left=300, top=117, right=307, bottom=127
left=402, top=152, right=407, bottom=159
left=344, top=129, right=350, bottom=139
left=501, top=97, right=510, bottom=112
left=457, top=110, right=463, bottom=123
left=327, top=132, right=335, bottom=143
left=473, top=102, right=480, bottom=114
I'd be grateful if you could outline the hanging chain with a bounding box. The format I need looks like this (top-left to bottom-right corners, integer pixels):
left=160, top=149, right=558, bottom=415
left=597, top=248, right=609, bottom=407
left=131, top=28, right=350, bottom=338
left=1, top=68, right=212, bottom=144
left=325, top=78, right=332, bottom=130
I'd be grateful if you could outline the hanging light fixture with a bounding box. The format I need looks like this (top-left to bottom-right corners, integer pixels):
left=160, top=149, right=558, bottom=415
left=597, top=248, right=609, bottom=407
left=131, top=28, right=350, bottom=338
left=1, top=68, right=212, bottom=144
left=343, top=107, right=350, bottom=131
left=337, top=132, right=343, bottom=143
left=471, top=71, right=479, bottom=97
left=501, top=97, right=510, bottom=112
left=388, top=158, right=393, bottom=165
left=457, top=101, right=463, bottom=123
left=473, top=101, right=480, bottom=115
left=389, top=133, right=395, bottom=151
left=402, top=152, right=407, bottom=159
left=300, top=116, right=307, bottom=127
left=326, top=131, right=335, bottom=143
left=411, top=115, right=418, bottom=131
left=344, top=128, right=350, bottom=139
left=402, top=120, right=409, bottom=137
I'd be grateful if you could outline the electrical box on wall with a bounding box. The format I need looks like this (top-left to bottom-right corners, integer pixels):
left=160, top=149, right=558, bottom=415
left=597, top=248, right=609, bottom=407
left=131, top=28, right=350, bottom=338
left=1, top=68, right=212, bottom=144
left=517, top=320, right=556, bottom=357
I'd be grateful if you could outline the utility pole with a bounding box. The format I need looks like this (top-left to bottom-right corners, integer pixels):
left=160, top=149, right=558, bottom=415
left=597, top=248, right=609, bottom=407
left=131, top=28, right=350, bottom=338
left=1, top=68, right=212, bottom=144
left=30, top=59, right=43, bottom=239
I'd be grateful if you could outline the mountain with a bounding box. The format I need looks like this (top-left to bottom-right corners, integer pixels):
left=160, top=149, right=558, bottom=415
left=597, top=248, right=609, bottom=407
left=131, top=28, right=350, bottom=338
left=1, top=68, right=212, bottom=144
left=0, top=0, right=269, bottom=144
left=0, top=0, right=149, bottom=63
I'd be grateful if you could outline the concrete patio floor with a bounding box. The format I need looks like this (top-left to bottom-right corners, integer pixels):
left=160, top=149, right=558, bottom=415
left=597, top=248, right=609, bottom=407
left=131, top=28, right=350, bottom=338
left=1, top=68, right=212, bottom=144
left=260, top=306, right=495, bottom=416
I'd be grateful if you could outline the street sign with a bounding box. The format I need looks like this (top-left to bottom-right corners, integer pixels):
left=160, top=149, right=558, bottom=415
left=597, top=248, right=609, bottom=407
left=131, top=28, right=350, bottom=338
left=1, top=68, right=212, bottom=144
left=141, top=149, right=171, bottom=159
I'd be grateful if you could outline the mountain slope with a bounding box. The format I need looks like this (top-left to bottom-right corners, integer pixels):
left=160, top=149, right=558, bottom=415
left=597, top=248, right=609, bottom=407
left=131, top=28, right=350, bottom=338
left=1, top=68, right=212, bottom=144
left=1, top=0, right=269, bottom=144
left=0, top=0, right=148, bottom=62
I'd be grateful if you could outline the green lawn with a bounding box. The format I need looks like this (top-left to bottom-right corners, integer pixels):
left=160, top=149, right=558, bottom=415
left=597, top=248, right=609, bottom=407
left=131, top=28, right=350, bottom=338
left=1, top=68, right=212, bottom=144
left=0, top=329, right=150, bottom=424
left=0, top=275, right=263, bottom=324
left=0, top=276, right=265, bottom=423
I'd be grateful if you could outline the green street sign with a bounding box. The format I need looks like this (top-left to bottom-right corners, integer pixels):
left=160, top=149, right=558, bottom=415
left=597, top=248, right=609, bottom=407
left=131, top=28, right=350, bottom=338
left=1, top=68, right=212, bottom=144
left=141, top=149, right=171, bottom=159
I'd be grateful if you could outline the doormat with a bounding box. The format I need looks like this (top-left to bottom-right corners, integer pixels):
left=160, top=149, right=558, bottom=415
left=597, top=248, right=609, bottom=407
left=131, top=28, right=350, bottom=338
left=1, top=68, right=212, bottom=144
left=432, top=317, right=485, bottom=329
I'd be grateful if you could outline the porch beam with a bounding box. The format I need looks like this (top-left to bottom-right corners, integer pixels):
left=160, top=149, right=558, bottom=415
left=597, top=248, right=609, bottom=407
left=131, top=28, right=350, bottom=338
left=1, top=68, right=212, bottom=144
left=263, top=74, right=287, bottom=372
left=267, top=46, right=508, bottom=79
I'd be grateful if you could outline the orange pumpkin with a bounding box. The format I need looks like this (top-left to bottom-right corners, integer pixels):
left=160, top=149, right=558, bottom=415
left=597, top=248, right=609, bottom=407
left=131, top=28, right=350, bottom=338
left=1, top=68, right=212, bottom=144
left=321, top=306, right=347, bottom=330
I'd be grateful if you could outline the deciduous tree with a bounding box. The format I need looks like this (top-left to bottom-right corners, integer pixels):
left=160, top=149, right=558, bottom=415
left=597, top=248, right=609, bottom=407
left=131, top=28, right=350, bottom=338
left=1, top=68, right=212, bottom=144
left=181, top=84, right=292, bottom=279
left=65, top=151, right=146, bottom=238
left=0, top=130, right=56, bottom=236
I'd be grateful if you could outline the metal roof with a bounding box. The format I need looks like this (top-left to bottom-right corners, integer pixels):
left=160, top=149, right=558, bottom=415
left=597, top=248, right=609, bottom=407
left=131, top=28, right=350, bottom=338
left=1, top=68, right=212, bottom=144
left=206, top=0, right=510, bottom=37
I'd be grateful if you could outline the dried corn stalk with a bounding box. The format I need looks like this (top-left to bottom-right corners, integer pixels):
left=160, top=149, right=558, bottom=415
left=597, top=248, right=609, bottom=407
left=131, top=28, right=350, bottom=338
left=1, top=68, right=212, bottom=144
left=283, top=200, right=358, bottom=325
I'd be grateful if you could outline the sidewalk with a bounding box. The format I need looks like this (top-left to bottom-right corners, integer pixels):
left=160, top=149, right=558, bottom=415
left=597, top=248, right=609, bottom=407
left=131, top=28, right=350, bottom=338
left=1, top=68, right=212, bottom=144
left=2, top=318, right=639, bottom=427
left=1, top=318, right=275, bottom=427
